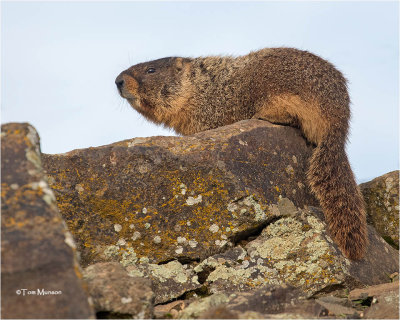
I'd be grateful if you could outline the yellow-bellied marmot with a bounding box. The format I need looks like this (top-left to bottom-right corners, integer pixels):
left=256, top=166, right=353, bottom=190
left=115, top=47, right=367, bottom=260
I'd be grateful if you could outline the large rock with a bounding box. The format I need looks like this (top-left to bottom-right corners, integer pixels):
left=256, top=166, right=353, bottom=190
left=42, top=119, right=319, bottom=267
left=360, top=170, right=399, bottom=249
left=6, top=121, right=398, bottom=320
left=40, top=119, right=399, bottom=307
left=1, top=123, right=94, bottom=319
left=193, top=204, right=399, bottom=297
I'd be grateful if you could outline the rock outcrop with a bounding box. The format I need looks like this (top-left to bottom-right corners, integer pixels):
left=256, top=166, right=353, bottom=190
left=360, top=170, right=399, bottom=249
left=1, top=123, right=94, bottom=319
left=42, top=119, right=319, bottom=267
left=194, top=206, right=398, bottom=297
left=2, top=120, right=398, bottom=319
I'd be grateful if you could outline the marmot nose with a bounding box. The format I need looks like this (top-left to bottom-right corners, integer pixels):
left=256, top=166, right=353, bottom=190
left=115, top=75, right=125, bottom=90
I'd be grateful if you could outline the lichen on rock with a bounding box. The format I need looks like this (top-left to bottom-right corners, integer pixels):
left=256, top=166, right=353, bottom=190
left=3, top=121, right=399, bottom=319
left=126, top=260, right=201, bottom=304
left=42, top=120, right=319, bottom=267
left=1, top=123, right=94, bottom=319
left=360, top=170, right=399, bottom=249
left=191, top=204, right=398, bottom=296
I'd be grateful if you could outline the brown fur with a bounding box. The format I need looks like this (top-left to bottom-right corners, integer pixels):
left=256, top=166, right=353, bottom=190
left=116, top=47, right=368, bottom=260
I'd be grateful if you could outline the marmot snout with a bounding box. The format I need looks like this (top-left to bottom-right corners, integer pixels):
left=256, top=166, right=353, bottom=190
left=116, top=57, right=193, bottom=131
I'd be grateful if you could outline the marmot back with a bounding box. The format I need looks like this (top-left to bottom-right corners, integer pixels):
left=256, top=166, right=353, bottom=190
left=115, top=48, right=367, bottom=260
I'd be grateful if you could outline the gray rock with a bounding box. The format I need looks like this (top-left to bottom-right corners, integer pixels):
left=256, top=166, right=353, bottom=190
left=83, top=262, right=154, bottom=318
left=6, top=121, right=398, bottom=319
left=1, top=123, right=94, bottom=319
left=126, top=260, right=201, bottom=304
left=42, top=119, right=319, bottom=267
left=178, top=293, right=230, bottom=319
left=181, top=285, right=327, bottom=319
left=348, top=280, right=399, bottom=318
left=223, top=284, right=322, bottom=315
left=315, top=296, right=359, bottom=317
left=194, top=205, right=399, bottom=296
left=363, top=289, right=399, bottom=319
left=349, top=281, right=399, bottom=300
left=360, top=170, right=399, bottom=249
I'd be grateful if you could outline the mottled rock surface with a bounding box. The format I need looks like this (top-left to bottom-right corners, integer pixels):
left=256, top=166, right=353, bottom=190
left=5, top=121, right=398, bottom=319
left=193, top=205, right=399, bottom=296
left=349, top=281, right=399, bottom=319
left=363, top=288, right=399, bottom=319
left=179, top=285, right=327, bottom=319
left=360, top=170, right=399, bottom=248
left=83, top=262, right=154, bottom=318
left=1, top=123, right=94, bottom=319
left=43, top=119, right=319, bottom=267
left=154, top=300, right=186, bottom=319
left=315, top=296, right=359, bottom=317
left=349, top=281, right=399, bottom=300
left=177, top=292, right=230, bottom=319
left=126, top=260, right=201, bottom=304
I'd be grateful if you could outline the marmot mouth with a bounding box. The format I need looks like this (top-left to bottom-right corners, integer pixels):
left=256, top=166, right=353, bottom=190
left=121, top=90, right=138, bottom=99
left=127, top=97, right=139, bottom=107
left=127, top=97, right=153, bottom=112
left=127, top=98, right=155, bottom=120
left=128, top=97, right=152, bottom=109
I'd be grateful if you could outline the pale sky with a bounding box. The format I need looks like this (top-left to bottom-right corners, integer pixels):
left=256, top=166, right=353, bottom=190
left=1, top=1, right=399, bottom=182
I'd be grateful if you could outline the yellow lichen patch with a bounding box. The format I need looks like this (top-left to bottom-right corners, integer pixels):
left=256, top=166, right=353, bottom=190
left=1, top=183, right=55, bottom=230
left=47, top=158, right=272, bottom=266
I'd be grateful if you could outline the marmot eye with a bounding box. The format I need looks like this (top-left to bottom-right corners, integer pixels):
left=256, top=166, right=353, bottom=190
left=146, top=67, right=156, bottom=74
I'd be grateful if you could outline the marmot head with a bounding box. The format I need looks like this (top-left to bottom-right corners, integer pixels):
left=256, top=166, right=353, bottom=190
left=115, top=57, right=192, bottom=125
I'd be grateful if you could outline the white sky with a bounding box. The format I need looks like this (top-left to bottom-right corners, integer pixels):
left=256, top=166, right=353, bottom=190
left=1, top=1, right=399, bottom=182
